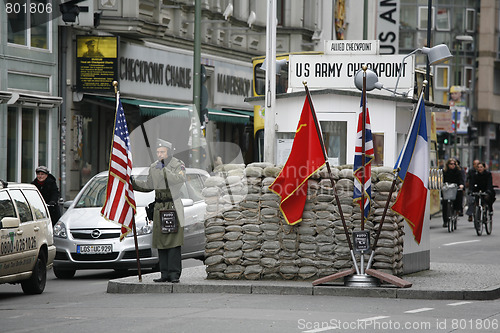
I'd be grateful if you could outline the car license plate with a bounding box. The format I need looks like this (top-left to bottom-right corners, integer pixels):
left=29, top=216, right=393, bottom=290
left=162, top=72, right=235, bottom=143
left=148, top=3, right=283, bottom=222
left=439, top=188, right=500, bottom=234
left=77, top=244, right=112, bottom=254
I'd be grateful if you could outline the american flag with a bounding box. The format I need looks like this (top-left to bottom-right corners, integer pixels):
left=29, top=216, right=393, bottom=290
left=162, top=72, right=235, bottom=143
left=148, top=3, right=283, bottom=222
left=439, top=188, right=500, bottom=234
left=353, top=92, right=374, bottom=220
left=101, top=93, right=136, bottom=240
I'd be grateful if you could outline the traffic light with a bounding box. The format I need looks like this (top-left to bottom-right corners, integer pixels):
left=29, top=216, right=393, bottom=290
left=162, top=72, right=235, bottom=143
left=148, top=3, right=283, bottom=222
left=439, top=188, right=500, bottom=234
left=468, top=126, right=477, bottom=141
left=443, top=133, right=449, bottom=145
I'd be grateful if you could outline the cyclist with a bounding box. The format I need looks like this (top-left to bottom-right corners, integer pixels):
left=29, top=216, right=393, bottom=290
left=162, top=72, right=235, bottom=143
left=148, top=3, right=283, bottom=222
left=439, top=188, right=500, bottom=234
left=466, top=159, right=480, bottom=221
left=470, top=162, right=496, bottom=214
left=441, top=158, right=464, bottom=227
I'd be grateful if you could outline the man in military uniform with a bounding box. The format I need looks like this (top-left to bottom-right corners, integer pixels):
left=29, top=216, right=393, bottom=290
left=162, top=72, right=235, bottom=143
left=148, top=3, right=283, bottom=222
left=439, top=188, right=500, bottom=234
left=132, top=139, right=186, bottom=283
left=82, top=39, right=104, bottom=57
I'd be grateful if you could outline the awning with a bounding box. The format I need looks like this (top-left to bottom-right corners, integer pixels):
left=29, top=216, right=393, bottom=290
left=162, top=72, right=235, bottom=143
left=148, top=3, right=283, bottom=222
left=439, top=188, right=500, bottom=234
left=0, top=91, right=12, bottom=104
left=84, top=95, right=191, bottom=118
left=207, top=108, right=253, bottom=125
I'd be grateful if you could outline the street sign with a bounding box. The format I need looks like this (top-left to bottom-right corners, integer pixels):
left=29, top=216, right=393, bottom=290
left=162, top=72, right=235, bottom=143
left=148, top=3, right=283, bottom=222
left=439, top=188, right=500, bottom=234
left=353, top=230, right=371, bottom=254
left=324, top=40, right=379, bottom=55
left=288, top=54, right=414, bottom=93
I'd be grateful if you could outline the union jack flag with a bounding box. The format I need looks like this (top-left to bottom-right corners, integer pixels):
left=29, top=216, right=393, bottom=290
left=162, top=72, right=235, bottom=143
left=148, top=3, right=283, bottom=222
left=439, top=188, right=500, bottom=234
left=101, top=93, right=136, bottom=240
left=353, top=92, right=374, bottom=219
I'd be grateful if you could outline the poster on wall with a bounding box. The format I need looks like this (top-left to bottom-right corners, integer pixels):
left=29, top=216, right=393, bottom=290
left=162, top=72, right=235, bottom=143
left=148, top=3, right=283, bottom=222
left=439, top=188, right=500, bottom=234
left=76, top=36, right=118, bottom=92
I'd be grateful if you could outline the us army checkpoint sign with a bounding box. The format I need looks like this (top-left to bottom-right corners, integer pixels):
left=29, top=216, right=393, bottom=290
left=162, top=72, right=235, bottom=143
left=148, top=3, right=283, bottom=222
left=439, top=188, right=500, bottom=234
left=288, top=54, right=414, bottom=94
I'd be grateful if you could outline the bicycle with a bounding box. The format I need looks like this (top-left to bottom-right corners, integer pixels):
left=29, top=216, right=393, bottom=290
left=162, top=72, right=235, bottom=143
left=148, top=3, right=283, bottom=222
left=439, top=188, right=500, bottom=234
left=442, top=183, right=461, bottom=233
left=472, top=190, right=493, bottom=236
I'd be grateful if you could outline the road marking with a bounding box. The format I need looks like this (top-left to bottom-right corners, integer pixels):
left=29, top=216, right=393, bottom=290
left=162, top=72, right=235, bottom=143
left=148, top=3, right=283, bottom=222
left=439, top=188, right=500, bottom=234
left=404, top=307, right=434, bottom=313
left=443, top=240, right=480, bottom=246
left=358, top=316, right=390, bottom=322
left=303, top=327, right=336, bottom=333
left=448, top=301, right=473, bottom=306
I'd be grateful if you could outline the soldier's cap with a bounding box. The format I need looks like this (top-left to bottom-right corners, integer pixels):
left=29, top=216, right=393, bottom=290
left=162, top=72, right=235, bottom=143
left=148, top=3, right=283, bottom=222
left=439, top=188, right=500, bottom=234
left=36, top=166, right=49, bottom=174
left=86, top=40, right=96, bottom=46
left=157, top=139, right=172, bottom=149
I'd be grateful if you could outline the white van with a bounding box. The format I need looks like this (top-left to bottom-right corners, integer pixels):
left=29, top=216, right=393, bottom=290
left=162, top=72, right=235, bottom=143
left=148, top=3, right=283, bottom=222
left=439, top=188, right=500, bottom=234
left=0, top=181, right=56, bottom=294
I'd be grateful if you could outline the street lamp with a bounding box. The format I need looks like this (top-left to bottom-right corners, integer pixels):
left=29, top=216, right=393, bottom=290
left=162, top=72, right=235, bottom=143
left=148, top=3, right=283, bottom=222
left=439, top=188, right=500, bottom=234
left=393, top=44, right=453, bottom=96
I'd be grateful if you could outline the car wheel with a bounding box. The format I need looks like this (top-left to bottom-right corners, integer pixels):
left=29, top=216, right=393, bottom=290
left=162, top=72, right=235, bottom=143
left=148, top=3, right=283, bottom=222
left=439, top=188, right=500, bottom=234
left=21, top=251, right=47, bottom=294
left=54, top=268, right=76, bottom=279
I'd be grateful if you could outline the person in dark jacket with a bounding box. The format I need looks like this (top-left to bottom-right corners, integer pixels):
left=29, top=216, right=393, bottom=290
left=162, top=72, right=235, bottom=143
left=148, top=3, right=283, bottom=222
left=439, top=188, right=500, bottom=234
left=466, top=159, right=480, bottom=221
left=132, top=139, right=186, bottom=283
left=31, top=166, right=61, bottom=225
left=441, top=158, right=464, bottom=227
left=470, top=162, right=496, bottom=213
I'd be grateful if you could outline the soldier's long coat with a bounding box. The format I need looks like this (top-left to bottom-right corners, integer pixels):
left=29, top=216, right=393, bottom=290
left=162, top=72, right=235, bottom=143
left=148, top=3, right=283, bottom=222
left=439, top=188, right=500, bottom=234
left=132, top=156, right=186, bottom=249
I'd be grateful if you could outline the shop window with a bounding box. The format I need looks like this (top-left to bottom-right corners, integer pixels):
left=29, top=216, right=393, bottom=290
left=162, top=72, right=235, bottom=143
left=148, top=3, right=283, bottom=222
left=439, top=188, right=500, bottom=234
left=7, top=0, right=51, bottom=50
left=7, top=108, right=18, bottom=181
left=6, top=106, right=52, bottom=183
left=21, top=108, right=35, bottom=182
left=418, top=6, right=434, bottom=30
left=435, top=66, right=450, bottom=90
left=38, top=109, right=48, bottom=167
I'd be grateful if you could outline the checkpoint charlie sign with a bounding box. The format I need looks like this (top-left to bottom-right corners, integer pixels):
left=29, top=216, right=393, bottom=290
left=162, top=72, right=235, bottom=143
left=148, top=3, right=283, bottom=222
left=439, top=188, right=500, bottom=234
left=288, top=54, right=414, bottom=93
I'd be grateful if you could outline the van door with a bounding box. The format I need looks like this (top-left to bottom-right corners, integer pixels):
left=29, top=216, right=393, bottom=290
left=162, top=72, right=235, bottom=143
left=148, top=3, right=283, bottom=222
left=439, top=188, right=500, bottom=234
left=0, top=191, right=19, bottom=277
left=8, top=190, right=38, bottom=275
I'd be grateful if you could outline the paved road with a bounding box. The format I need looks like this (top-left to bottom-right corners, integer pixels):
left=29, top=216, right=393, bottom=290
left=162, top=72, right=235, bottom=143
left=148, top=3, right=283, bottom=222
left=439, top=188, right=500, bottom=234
left=1, top=203, right=500, bottom=332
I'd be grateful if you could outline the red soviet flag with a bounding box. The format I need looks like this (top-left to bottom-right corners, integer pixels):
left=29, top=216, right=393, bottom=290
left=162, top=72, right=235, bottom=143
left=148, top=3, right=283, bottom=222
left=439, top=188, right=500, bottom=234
left=269, top=90, right=326, bottom=225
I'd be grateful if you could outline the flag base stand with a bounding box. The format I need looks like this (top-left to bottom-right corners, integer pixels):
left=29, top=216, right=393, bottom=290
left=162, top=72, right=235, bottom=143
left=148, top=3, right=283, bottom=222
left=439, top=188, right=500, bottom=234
left=344, top=274, right=380, bottom=288
left=312, top=268, right=412, bottom=288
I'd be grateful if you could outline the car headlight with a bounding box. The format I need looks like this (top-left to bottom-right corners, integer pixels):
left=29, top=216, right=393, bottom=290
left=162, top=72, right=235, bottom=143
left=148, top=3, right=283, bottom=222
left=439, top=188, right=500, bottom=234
left=53, top=221, right=68, bottom=238
left=127, top=221, right=153, bottom=237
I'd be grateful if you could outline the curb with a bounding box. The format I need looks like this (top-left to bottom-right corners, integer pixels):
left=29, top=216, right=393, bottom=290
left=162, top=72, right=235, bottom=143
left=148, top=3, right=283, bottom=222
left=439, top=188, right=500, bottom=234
left=107, top=278, right=500, bottom=301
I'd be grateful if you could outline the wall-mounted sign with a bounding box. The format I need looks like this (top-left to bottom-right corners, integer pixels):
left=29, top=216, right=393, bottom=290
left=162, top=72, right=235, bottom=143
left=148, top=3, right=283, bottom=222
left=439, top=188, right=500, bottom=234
left=288, top=54, right=414, bottom=94
left=324, top=40, right=379, bottom=55
left=377, top=0, right=400, bottom=55
left=76, top=36, right=118, bottom=93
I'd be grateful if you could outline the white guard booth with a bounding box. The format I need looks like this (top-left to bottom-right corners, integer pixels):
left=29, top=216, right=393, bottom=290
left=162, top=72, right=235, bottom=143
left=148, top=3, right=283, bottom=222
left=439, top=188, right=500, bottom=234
left=246, top=87, right=449, bottom=274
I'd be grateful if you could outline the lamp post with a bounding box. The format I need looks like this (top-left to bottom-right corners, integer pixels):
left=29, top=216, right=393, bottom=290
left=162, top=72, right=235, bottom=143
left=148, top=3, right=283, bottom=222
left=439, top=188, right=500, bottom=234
left=392, top=44, right=452, bottom=96
left=453, top=35, right=473, bottom=159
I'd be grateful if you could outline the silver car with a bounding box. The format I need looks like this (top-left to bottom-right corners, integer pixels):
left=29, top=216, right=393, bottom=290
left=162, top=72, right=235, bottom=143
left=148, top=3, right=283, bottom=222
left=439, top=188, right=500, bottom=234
left=52, top=167, right=208, bottom=279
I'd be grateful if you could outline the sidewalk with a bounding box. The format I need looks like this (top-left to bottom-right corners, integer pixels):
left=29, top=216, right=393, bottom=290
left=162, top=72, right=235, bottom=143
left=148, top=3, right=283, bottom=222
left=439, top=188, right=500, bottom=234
left=107, top=262, right=500, bottom=300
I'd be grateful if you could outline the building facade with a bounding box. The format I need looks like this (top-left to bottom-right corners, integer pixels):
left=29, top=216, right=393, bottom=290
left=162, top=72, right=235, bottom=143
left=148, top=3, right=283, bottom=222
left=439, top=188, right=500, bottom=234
left=0, top=2, right=62, bottom=184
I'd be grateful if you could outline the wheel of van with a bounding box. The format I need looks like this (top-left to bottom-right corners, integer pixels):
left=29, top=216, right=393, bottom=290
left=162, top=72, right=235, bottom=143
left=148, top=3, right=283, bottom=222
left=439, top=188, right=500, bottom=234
left=53, top=267, right=76, bottom=279
left=21, top=251, right=47, bottom=294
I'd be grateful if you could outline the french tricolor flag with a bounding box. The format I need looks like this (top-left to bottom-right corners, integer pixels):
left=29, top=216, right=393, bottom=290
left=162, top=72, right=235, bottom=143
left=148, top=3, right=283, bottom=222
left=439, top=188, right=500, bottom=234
left=391, top=91, right=429, bottom=244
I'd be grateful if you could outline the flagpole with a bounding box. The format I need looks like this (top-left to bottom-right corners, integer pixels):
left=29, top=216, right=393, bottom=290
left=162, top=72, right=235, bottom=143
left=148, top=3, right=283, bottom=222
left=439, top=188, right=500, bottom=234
left=360, top=68, right=367, bottom=275
left=114, top=81, right=142, bottom=282
left=367, top=82, right=427, bottom=270
left=303, top=82, right=360, bottom=275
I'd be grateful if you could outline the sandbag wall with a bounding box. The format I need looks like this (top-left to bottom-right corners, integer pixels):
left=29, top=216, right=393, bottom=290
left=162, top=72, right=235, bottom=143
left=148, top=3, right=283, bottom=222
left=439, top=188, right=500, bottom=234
left=202, top=163, right=404, bottom=280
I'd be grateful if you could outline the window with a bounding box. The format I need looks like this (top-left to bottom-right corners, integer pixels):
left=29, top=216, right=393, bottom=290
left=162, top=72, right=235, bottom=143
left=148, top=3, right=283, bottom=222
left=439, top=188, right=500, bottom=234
left=435, top=8, right=450, bottom=31
left=0, top=192, right=16, bottom=221
left=320, top=121, right=347, bottom=166
left=22, top=189, right=48, bottom=220
left=418, top=6, right=434, bottom=30
left=9, top=190, right=32, bottom=223
left=7, top=0, right=51, bottom=49
left=435, top=66, right=450, bottom=89
left=373, top=133, right=384, bottom=166
left=464, top=66, right=473, bottom=89
left=7, top=106, right=52, bottom=183
left=465, top=8, right=475, bottom=32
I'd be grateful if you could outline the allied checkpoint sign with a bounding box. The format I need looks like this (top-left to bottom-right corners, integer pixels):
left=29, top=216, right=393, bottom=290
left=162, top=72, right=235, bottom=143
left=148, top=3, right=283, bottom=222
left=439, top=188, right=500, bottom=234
left=288, top=54, right=415, bottom=95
